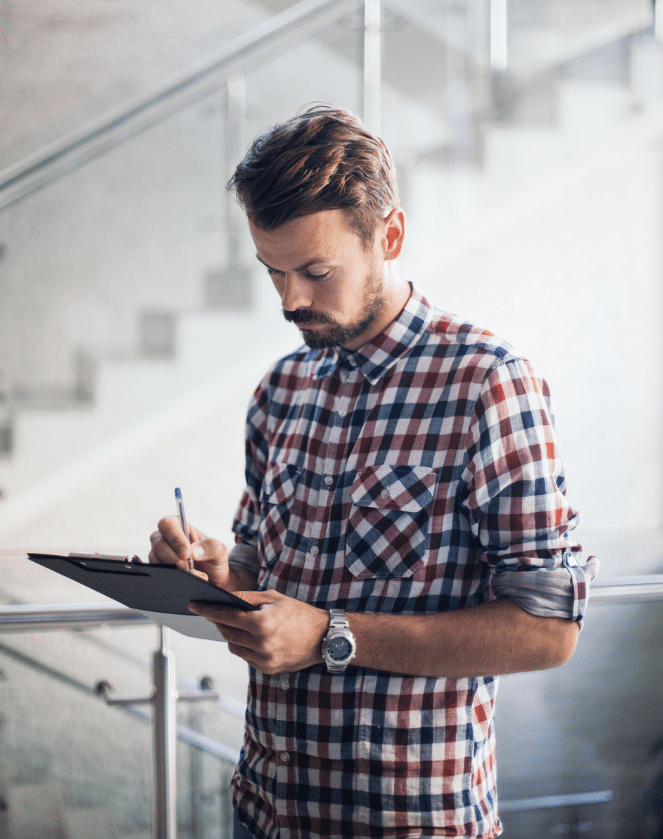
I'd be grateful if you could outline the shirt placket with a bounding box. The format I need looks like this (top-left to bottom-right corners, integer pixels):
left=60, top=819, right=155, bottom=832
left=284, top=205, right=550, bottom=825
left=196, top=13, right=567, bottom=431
left=272, top=362, right=362, bottom=836
left=295, top=362, right=360, bottom=595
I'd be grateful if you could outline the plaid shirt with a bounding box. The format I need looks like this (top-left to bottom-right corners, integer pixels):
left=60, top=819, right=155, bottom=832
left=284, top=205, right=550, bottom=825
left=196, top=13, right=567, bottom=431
left=230, top=286, right=587, bottom=838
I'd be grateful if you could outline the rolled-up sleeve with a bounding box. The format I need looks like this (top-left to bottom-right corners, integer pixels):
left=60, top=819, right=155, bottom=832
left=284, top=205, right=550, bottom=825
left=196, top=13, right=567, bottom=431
left=228, top=540, right=261, bottom=578
left=491, top=552, right=599, bottom=622
left=462, top=357, right=596, bottom=625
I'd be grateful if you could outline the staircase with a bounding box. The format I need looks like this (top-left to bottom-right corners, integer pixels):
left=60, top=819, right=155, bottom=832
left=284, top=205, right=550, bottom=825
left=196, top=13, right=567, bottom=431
left=1, top=2, right=663, bottom=837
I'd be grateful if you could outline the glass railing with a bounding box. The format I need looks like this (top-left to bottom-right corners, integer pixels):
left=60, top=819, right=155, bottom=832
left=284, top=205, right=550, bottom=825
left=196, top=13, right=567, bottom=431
left=2, top=560, right=662, bottom=837
left=495, top=574, right=663, bottom=837
left=0, top=0, right=656, bottom=431
left=2, top=1, right=663, bottom=836
left=0, top=548, right=248, bottom=839
left=0, top=0, right=364, bottom=505
left=1, top=0, right=661, bottom=532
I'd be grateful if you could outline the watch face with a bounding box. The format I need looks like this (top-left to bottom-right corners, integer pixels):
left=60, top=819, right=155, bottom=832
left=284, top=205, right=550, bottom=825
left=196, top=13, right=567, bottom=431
left=328, top=636, right=352, bottom=661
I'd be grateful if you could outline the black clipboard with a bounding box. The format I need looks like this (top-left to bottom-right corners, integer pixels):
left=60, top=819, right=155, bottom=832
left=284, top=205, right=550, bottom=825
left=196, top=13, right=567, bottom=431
left=27, top=552, right=258, bottom=641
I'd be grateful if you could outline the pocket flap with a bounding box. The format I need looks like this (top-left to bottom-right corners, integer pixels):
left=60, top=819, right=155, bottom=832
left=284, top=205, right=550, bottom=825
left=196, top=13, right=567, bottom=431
left=350, top=464, right=437, bottom=513
left=261, top=462, right=301, bottom=504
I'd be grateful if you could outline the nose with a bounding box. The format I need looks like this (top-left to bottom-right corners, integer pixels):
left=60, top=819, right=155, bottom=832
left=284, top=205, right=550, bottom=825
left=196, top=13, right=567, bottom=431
left=278, top=274, right=313, bottom=313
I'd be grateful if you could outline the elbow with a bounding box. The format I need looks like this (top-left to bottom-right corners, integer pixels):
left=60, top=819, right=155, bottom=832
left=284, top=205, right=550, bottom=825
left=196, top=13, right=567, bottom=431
left=542, top=618, right=579, bottom=670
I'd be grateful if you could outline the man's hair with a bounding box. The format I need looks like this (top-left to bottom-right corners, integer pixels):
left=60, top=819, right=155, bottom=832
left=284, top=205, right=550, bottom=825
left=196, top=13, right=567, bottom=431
left=226, top=104, right=399, bottom=247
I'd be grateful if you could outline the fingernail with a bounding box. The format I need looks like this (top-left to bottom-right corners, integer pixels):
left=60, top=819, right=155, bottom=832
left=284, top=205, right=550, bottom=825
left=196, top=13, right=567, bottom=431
left=191, top=545, right=204, bottom=560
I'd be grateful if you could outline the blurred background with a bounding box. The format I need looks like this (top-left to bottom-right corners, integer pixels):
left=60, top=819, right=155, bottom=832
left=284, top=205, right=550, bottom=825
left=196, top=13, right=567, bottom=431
left=0, top=0, right=662, bottom=836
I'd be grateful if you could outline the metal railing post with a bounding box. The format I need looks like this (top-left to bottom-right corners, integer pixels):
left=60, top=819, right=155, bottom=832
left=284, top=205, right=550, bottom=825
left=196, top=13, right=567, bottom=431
left=363, top=0, right=382, bottom=135
left=153, top=626, right=178, bottom=839
left=207, top=71, right=251, bottom=310
left=226, top=72, right=247, bottom=270
left=0, top=0, right=361, bottom=212
left=490, top=0, right=508, bottom=72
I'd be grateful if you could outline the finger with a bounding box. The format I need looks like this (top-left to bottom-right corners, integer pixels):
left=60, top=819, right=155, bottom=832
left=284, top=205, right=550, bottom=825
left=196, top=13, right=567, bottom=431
left=190, top=537, right=228, bottom=565
left=148, top=535, right=182, bottom=566
left=225, top=640, right=280, bottom=675
left=186, top=522, right=208, bottom=544
left=226, top=641, right=265, bottom=669
left=189, top=602, right=243, bottom=625
left=157, top=515, right=191, bottom=561
left=215, top=623, right=254, bottom=647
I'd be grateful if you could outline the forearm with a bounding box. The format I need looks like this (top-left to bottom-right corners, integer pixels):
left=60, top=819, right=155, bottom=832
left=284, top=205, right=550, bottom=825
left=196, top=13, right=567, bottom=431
left=348, top=598, right=579, bottom=679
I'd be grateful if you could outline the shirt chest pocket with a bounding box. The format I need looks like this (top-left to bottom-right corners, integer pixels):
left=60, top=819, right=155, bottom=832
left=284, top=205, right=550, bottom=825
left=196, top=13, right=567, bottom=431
left=346, top=464, right=437, bottom=579
left=259, top=462, right=301, bottom=568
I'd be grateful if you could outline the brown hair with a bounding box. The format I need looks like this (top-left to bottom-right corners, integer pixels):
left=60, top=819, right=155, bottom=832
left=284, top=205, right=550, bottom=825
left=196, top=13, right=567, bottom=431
left=226, top=104, right=399, bottom=247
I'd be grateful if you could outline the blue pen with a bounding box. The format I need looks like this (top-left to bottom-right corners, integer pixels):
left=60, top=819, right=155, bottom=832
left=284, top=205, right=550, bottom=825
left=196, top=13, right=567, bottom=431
left=174, top=487, right=193, bottom=572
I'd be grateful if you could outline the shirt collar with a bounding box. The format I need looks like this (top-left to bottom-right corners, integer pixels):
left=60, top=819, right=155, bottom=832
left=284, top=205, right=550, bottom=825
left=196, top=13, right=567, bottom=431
left=312, top=285, right=434, bottom=383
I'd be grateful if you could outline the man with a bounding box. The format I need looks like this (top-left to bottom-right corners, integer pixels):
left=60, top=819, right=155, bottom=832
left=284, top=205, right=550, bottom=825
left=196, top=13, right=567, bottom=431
left=150, top=105, right=595, bottom=838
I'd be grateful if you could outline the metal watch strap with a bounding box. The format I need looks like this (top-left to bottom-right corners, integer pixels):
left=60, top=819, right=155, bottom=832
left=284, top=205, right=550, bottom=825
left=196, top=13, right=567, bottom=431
left=328, top=608, right=348, bottom=632
left=323, top=609, right=356, bottom=673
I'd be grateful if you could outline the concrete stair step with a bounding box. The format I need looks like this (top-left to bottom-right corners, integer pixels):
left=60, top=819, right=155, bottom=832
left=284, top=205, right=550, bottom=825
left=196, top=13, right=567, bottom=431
left=4, top=781, right=67, bottom=839
left=0, top=299, right=297, bottom=500
left=60, top=806, right=121, bottom=839
left=0, top=777, right=125, bottom=839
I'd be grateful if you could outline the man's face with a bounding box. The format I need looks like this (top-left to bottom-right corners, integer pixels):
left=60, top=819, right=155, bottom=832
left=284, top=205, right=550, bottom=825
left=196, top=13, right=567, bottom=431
left=249, top=209, right=402, bottom=351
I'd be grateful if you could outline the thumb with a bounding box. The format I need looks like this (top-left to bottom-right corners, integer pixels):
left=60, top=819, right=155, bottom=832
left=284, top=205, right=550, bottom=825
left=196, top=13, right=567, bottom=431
left=232, top=589, right=282, bottom=608
left=191, top=537, right=228, bottom=565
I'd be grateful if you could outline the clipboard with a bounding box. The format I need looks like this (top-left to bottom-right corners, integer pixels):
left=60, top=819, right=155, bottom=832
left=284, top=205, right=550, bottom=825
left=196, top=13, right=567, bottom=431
left=27, top=552, right=258, bottom=641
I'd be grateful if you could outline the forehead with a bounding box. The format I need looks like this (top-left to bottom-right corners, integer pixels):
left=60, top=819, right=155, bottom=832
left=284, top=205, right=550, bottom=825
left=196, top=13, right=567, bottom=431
left=249, top=209, right=365, bottom=268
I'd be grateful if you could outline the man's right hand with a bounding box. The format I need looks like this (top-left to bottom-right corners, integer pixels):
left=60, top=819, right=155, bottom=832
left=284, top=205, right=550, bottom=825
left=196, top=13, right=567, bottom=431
left=148, top=516, right=232, bottom=590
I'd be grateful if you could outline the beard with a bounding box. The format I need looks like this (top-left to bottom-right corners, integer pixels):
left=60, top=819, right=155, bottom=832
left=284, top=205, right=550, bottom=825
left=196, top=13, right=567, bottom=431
left=283, top=266, right=385, bottom=350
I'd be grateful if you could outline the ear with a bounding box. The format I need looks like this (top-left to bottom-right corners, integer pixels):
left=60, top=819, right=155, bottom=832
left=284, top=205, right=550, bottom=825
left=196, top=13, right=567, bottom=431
left=381, top=209, right=405, bottom=261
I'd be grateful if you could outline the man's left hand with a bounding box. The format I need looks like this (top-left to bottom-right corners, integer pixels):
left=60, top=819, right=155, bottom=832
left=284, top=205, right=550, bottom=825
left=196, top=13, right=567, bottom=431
left=189, top=591, right=329, bottom=674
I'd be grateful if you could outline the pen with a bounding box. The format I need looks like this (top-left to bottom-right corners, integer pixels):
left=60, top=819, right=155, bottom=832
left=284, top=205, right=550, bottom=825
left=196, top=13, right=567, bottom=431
left=174, top=487, right=193, bottom=572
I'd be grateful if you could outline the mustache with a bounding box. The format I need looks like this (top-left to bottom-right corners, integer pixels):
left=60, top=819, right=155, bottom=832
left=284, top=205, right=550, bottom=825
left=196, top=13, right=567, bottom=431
left=283, top=309, right=333, bottom=325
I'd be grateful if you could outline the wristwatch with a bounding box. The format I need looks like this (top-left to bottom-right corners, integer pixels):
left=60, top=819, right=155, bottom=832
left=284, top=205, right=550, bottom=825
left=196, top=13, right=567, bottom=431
left=321, top=609, right=356, bottom=673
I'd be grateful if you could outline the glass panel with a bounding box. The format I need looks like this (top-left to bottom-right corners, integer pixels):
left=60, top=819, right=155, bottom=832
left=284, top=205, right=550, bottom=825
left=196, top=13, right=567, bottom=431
left=0, top=547, right=247, bottom=838
left=0, top=622, right=154, bottom=836
left=495, top=596, right=663, bottom=837
left=2, top=3, right=663, bottom=837
left=0, top=2, right=283, bottom=171
left=0, top=12, right=363, bottom=836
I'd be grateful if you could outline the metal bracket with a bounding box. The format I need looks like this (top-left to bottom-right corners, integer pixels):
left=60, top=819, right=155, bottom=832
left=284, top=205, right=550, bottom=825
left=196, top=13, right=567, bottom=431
left=94, top=678, right=220, bottom=708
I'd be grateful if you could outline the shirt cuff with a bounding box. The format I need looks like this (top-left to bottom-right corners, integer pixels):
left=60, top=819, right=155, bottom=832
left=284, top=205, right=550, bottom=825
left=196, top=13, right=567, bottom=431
left=228, top=541, right=260, bottom=578
left=491, top=553, right=599, bottom=625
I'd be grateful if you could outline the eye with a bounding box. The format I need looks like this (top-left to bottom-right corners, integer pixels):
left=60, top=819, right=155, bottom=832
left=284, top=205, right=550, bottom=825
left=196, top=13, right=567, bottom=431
left=266, top=267, right=284, bottom=279
left=303, top=269, right=331, bottom=280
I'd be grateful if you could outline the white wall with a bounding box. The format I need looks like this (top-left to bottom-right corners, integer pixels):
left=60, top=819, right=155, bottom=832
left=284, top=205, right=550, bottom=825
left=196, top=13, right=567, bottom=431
left=404, top=112, right=663, bottom=572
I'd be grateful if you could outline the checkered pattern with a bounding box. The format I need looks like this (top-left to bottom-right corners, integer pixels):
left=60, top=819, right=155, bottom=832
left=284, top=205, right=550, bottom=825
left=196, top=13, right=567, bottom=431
left=231, top=287, right=586, bottom=838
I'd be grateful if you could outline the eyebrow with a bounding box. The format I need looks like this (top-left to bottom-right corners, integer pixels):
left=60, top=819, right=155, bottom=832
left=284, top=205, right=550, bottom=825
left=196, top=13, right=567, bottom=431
left=255, top=254, right=330, bottom=273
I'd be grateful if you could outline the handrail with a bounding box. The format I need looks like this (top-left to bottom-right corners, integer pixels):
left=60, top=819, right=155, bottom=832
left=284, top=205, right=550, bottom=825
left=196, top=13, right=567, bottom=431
left=0, top=0, right=361, bottom=212
left=0, top=608, right=242, bottom=839
left=586, top=575, right=663, bottom=604
left=0, top=600, right=151, bottom=630
left=1, top=575, right=662, bottom=633
left=0, top=577, right=659, bottom=836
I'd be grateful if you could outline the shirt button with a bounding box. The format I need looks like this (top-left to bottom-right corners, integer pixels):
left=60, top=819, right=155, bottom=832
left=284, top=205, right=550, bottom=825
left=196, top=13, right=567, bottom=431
left=380, top=488, right=390, bottom=499
left=323, top=476, right=334, bottom=487
left=279, top=675, right=290, bottom=691
left=281, top=752, right=290, bottom=763
left=338, top=408, right=347, bottom=417
left=310, top=546, right=319, bottom=557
